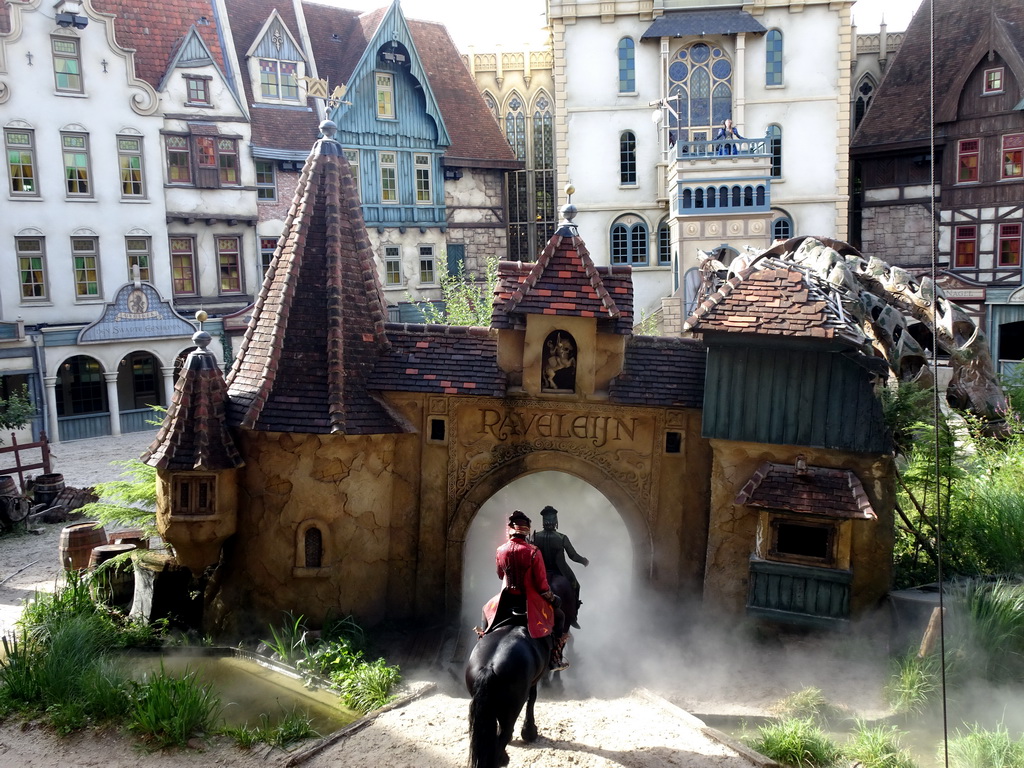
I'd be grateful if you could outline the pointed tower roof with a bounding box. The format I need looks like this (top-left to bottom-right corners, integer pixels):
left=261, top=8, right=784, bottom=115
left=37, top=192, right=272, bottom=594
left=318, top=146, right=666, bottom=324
left=492, top=195, right=633, bottom=334
left=225, top=122, right=406, bottom=435
left=142, top=329, right=243, bottom=471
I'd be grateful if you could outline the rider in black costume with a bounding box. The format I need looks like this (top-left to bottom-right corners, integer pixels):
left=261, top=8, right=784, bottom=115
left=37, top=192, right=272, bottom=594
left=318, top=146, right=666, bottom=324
left=530, top=505, right=589, bottom=629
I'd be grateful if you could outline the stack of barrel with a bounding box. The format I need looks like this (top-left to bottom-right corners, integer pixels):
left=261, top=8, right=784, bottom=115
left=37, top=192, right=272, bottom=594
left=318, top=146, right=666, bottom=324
left=58, top=521, right=143, bottom=610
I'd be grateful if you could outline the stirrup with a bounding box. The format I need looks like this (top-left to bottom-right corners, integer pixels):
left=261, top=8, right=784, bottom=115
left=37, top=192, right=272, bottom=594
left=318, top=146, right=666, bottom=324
left=550, top=657, right=570, bottom=672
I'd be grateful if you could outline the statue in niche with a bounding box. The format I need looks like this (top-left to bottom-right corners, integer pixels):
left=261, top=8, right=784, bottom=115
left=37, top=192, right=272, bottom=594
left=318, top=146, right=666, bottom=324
left=542, top=331, right=577, bottom=391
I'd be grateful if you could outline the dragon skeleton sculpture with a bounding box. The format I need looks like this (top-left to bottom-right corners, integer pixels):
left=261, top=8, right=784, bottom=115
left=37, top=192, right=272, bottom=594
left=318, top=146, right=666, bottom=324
left=690, top=236, right=1007, bottom=426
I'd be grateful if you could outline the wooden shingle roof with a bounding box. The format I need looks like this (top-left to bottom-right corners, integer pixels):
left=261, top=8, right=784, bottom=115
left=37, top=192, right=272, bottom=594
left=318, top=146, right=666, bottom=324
left=142, top=336, right=243, bottom=471
left=683, top=266, right=866, bottom=349
left=369, top=324, right=506, bottom=396
left=852, top=0, right=1024, bottom=151
left=225, top=132, right=406, bottom=435
left=492, top=227, right=633, bottom=334
left=608, top=336, right=706, bottom=409
left=734, top=461, right=877, bottom=519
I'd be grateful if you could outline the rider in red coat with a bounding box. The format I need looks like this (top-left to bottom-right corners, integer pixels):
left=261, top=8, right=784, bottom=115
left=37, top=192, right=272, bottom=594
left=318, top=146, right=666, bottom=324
left=481, top=510, right=570, bottom=671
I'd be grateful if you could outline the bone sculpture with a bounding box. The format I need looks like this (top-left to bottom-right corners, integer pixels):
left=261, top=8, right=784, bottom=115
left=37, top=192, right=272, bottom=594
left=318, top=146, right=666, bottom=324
left=690, top=237, right=1007, bottom=426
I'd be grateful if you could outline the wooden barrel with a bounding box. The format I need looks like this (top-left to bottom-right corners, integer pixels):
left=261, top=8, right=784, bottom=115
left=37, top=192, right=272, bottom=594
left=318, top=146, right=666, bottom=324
left=89, top=543, right=137, bottom=608
left=58, top=521, right=107, bottom=571
left=34, top=473, right=65, bottom=507
left=0, top=475, right=17, bottom=497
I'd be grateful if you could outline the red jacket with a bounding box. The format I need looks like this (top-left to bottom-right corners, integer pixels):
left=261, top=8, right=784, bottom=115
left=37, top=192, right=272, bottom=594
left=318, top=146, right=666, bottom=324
left=485, top=535, right=554, bottom=638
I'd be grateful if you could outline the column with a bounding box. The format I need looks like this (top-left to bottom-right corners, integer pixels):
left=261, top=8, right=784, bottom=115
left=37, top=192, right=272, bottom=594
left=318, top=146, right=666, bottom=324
left=104, top=372, right=122, bottom=436
left=161, top=366, right=176, bottom=410
left=43, top=376, right=60, bottom=445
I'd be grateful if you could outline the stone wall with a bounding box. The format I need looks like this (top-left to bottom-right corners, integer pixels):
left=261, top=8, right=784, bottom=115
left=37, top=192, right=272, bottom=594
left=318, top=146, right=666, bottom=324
left=860, top=203, right=936, bottom=265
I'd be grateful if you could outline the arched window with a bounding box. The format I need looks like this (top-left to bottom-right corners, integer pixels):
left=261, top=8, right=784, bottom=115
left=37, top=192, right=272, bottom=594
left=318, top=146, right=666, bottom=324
left=542, top=330, right=577, bottom=391
left=657, top=220, right=671, bottom=265
left=681, top=189, right=692, bottom=209
left=304, top=527, right=323, bottom=568
left=620, top=131, right=637, bottom=185
left=610, top=216, right=648, bottom=265
left=618, top=38, right=636, bottom=93
left=482, top=91, right=499, bottom=121
left=854, top=75, right=876, bottom=130
left=767, top=124, right=782, bottom=178
left=504, top=94, right=526, bottom=162
left=667, top=43, right=734, bottom=142
left=765, top=30, right=783, bottom=86
left=772, top=213, right=793, bottom=241
left=755, top=185, right=766, bottom=206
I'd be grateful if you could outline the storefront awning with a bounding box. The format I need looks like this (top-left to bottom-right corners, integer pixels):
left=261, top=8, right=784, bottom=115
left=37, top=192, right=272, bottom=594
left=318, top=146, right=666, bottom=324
left=641, top=10, right=766, bottom=39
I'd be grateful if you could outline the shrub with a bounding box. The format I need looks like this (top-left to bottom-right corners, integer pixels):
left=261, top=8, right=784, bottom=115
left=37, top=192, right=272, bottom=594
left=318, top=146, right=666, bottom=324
left=946, top=722, right=1024, bottom=768
left=884, top=652, right=941, bottom=716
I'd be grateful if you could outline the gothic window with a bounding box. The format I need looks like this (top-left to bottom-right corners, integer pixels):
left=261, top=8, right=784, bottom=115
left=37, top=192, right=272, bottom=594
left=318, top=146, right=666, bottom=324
left=854, top=75, right=876, bottom=130
left=765, top=30, right=783, bottom=86
left=667, top=43, right=733, bottom=142
left=506, top=92, right=555, bottom=262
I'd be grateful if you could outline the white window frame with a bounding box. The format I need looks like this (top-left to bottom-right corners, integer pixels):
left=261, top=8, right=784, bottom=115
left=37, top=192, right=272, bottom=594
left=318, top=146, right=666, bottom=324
left=984, top=67, right=1004, bottom=95
left=376, top=72, right=395, bottom=118
left=259, top=58, right=301, bottom=102
left=52, top=36, right=83, bottom=94
left=384, top=245, right=402, bottom=287
left=125, top=236, right=151, bottom=282
left=117, top=136, right=145, bottom=199
left=216, top=236, right=243, bottom=295
left=62, top=132, right=92, bottom=198
left=17, top=236, right=48, bottom=301
left=419, top=244, right=436, bottom=285
left=415, top=153, right=432, bottom=204
left=379, top=151, right=398, bottom=203
left=71, top=236, right=101, bottom=300
left=5, top=128, right=38, bottom=196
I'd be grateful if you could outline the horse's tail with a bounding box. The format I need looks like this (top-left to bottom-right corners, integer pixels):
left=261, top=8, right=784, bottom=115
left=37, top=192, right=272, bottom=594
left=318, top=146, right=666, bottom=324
left=468, top=666, right=498, bottom=768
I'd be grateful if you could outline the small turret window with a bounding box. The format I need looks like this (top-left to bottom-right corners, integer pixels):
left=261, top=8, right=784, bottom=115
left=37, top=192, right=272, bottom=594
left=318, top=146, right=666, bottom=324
left=172, top=476, right=216, bottom=516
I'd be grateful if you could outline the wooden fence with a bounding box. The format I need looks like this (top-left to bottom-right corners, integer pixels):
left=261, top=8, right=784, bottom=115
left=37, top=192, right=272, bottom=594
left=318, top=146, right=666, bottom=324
left=0, top=431, right=52, bottom=491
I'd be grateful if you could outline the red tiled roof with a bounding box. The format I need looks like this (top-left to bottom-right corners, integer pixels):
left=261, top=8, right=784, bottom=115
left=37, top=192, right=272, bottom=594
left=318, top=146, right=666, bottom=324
left=734, top=461, right=877, bottom=519
left=683, top=266, right=862, bottom=345
left=225, top=136, right=406, bottom=434
left=493, top=228, right=634, bottom=334
left=142, top=341, right=244, bottom=471
left=370, top=324, right=507, bottom=396
left=608, top=336, right=706, bottom=409
left=93, top=0, right=228, bottom=89
left=224, top=0, right=320, bottom=151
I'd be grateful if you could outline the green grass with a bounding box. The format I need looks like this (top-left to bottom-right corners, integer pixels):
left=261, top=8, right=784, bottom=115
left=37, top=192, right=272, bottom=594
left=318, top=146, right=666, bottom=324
left=744, top=717, right=843, bottom=767
left=221, top=706, right=319, bottom=749
left=127, top=663, right=222, bottom=749
left=845, top=722, right=919, bottom=768
left=772, top=687, right=846, bottom=726
left=884, top=652, right=941, bottom=716
left=946, top=722, right=1024, bottom=768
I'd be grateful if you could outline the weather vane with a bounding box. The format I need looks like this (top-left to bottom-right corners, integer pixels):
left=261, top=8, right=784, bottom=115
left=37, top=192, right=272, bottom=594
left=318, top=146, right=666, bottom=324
left=300, top=76, right=351, bottom=109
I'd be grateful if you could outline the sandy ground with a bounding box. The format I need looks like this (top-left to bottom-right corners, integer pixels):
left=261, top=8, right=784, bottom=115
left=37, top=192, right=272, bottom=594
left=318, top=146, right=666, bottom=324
left=0, top=431, right=891, bottom=767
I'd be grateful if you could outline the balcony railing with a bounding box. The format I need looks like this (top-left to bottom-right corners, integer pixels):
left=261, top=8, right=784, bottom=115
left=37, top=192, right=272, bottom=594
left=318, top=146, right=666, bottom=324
left=675, top=136, right=769, bottom=161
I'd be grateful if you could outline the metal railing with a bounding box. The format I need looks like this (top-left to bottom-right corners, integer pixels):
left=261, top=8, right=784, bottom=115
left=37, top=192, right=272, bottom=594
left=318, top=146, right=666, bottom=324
left=674, top=136, right=769, bottom=160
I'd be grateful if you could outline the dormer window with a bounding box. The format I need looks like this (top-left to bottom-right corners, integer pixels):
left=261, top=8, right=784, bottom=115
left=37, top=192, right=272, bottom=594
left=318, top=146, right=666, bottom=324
left=984, top=67, right=1004, bottom=95
left=260, top=59, right=300, bottom=101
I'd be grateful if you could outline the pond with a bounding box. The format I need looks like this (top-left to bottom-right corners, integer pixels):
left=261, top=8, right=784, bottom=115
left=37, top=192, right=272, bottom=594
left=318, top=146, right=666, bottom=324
left=128, top=648, right=360, bottom=733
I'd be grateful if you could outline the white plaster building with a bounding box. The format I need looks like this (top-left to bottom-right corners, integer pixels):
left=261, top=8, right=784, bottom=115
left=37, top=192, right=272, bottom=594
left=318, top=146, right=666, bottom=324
left=548, top=0, right=854, bottom=327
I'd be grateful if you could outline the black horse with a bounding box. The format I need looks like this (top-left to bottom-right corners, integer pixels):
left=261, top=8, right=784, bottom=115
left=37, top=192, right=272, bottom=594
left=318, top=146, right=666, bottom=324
left=465, top=622, right=550, bottom=768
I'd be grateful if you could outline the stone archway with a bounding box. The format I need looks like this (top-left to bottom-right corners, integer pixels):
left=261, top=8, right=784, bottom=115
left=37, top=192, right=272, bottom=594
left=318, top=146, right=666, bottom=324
left=445, top=450, right=651, bottom=622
